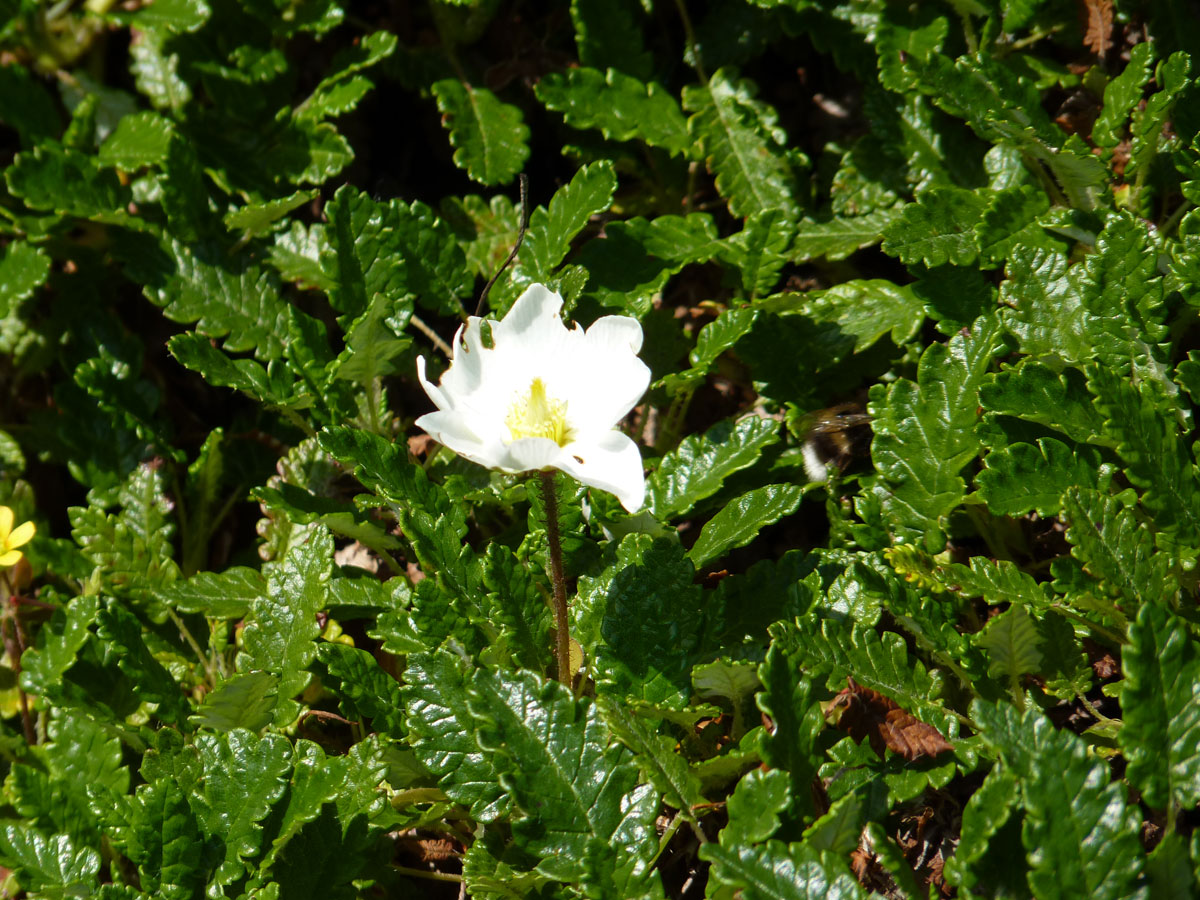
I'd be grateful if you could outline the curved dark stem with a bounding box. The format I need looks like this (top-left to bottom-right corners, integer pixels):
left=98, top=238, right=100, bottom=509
left=475, top=173, right=530, bottom=317
left=539, top=470, right=572, bottom=687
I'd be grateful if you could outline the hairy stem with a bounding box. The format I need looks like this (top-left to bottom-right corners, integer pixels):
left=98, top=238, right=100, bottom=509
left=539, top=470, right=572, bottom=687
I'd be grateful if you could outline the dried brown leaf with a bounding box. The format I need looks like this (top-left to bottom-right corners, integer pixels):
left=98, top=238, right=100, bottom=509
left=834, top=679, right=954, bottom=762
left=1081, top=0, right=1113, bottom=58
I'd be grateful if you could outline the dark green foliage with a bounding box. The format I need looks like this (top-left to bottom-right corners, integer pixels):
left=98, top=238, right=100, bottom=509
left=3, top=1, right=1199, bottom=897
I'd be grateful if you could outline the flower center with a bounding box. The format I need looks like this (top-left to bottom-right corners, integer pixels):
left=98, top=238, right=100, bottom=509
left=505, top=377, right=572, bottom=446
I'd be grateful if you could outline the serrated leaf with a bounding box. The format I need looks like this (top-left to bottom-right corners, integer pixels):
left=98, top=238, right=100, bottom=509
left=190, top=672, right=278, bottom=733
left=973, top=700, right=1147, bottom=900
left=1090, top=364, right=1200, bottom=551
left=270, top=221, right=333, bottom=291
left=720, top=209, right=795, bottom=297
left=800, top=278, right=925, bottom=351
left=649, top=415, right=780, bottom=519
left=1093, top=41, right=1155, bottom=149
left=321, top=185, right=409, bottom=319
left=881, top=186, right=986, bottom=266
left=941, top=765, right=1021, bottom=892
left=125, top=779, right=204, bottom=900
left=130, top=31, right=192, bottom=110
left=599, top=699, right=706, bottom=818
left=432, top=79, right=529, bottom=186
left=223, top=190, right=316, bottom=237
left=1128, top=52, right=1191, bottom=180
left=979, top=360, right=1108, bottom=446
left=20, top=596, right=100, bottom=697
left=96, top=600, right=189, bottom=724
left=168, top=333, right=294, bottom=407
left=402, top=649, right=507, bottom=820
left=6, top=142, right=132, bottom=220
left=536, top=67, right=690, bottom=157
left=658, top=307, right=759, bottom=395
left=97, top=110, right=175, bottom=170
left=574, top=534, right=704, bottom=708
left=977, top=438, right=1103, bottom=517
left=689, top=483, right=806, bottom=567
left=772, top=617, right=956, bottom=736
left=315, top=642, right=405, bottom=738
left=976, top=603, right=1042, bottom=689
left=701, top=839, right=867, bottom=900
left=468, top=668, right=658, bottom=882
left=1120, top=600, right=1200, bottom=809
left=869, top=314, right=1004, bottom=549
left=998, top=245, right=1091, bottom=362
left=790, top=210, right=899, bottom=262
left=0, top=826, right=100, bottom=894
left=0, top=240, right=51, bottom=311
left=297, top=31, right=396, bottom=121
left=975, top=184, right=1052, bottom=266
left=1062, top=487, right=1175, bottom=607
left=503, top=161, right=617, bottom=302
left=724, top=768, right=791, bottom=846
left=123, top=0, right=210, bottom=32
left=803, top=793, right=864, bottom=855
left=238, top=526, right=331, bottom=724
left=192, top=729, right=293, bottom=883
left=146, top=239, right=291, bottom=360
left=683, top=67, right=801, bottom=220
left=0, top=64, right=61, bottom=146
left=756, top=640, right=822, bottom=820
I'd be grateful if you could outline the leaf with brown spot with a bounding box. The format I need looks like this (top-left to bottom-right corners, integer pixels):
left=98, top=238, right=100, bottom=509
left=1081, top=0, right=1113, bottom=58
left=834, top=679, right=954, bottom=762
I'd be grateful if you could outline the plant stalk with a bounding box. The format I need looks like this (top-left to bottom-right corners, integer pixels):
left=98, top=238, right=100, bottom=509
left=539, top=470, right=572, bottom=687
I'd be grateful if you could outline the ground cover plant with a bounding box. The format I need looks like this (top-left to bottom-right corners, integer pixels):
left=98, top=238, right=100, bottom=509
left=0, top=0, right=1198, bottom=896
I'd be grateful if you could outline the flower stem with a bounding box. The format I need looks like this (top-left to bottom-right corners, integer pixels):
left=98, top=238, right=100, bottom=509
left=539, top=470, right=572, bottom=687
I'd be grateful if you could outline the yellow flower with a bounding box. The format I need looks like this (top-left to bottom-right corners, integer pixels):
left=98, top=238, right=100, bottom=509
left=0, top=506, right=35, bottom=567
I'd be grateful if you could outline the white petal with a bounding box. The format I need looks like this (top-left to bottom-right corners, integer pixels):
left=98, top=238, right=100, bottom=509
left=495, top=437, right=563, bottom=473
left=416, top=356, right=452, bottom=411
left=556, top=430, right=646, bottom=512
left=586, top=314, right=644, bottom=355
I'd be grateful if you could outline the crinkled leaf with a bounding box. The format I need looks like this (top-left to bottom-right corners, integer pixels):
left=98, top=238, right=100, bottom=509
left=701, top=839, right=867, bottom=900
left=432, top=79, right=529, bottom=186
left=189, top=672, right=278, bottom=733
left=97, top=110, right=175, bottom=170
left=0, top=240, right=51, bottom=310
left=977, top=438, right=1103, bottom=517
left=791, top=210, right=899, bottom=262
left=315, top=642, right=405, bottom=738
left=881, top=186, right=986, bottom=266
left=689, top=483, right=806, bottom=567
left=6, top=143, right=132, bottom=219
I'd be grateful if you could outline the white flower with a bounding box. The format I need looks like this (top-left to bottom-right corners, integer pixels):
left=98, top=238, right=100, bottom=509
left=416, top=284, right=651, bottom=512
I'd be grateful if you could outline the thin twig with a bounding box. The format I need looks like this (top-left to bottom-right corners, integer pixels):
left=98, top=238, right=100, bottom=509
left=475, top=173, right=530, bottom=317
left=410, top=313, right=454, bottom=358
left=390, top=865, right=464, bottom=884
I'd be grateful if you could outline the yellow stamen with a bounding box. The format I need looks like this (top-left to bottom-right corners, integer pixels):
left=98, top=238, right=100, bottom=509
left=505, top=378, right=573, bottom=446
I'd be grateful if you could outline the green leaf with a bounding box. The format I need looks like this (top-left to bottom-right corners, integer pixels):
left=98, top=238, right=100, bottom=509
left=773, top=617, right=957, bottom=735
left=123, top=0, right=210, bottom=32
left=95, top=600, right=190, bottom=725
left=689, top=483, right=807, bottom=568
left=720, top=209, right=795, bottom=297
left=329, top=292, right=412, bottom=383
left=1128, top=52, right=1191, bottom=180
left=658, top=307, right=759, bottom=394
left=297, top=31, right=396, bottom=121
left=125, top=780, right=205, bottom=900
left=0, top=826, right=100, bottom=894
left=130, top=31, right=192, bottom=110
left=97, top=111, right=175, bottom=170
left=1093, top=41, right=1155, bottom=150
left=315, top=642, right=405, bottom=738
left=468, top=668, right=658, bottom=882
left=192, top=729, right=293, bottom=884
left=1062, top=487, right=1175, bottom=608
left=0, top=240, right=51, bottom=310
left=976, top=438, right=1103, bottom=517
left=6, top=143, right=132, bottom=220
left=724, top=768, right=791, bottom=846
left=432, top=79, right=530, bottom=186
left=270, top=221, right=334, bottom=291
left=574, top=534, right=704, bottom=708
left=942, top=766, right=1022, bottom=893
left=799, top=278, right=925, bottom=352
left=321, top=185, right=410, bottom=319
left=998, top=246, right=1091, bottom=362
left=168, top=333, right=294, bottom=408
left=189, top=672, right=278, bottom=733
left=881, top=186, right=986, bottom=266
left=978, top=360, right=1107, bottom=447
left=1090, top=364, right=1200, bottom=551
left=649, top=415, right=780, bottom=519
left=869, top=314, right=1005, bottom=549
left=1120, top=600, right=1200, bottom=809
left=146, top=240, right=291, bottom=361
left=599, top=699, right=706, bottom=819
left=973, top=701, right=1146, bottom=900
left=975, top=184, right=1052, bottom=266
left=402, top=649, right=507, bottom=820
left=20, top=596, right=100, bottom=697
left=683, top=67, right=802, bottom=220
left=504, top=161, right=617, bottom=301
left=975, top=603, right=1042, bottom=691
left=536, top=67, right=690, bottom=157
left=238, top=526, right=332, bottom=724
left=480, top=542, right=553, bottom=673
left=223, top=190, right=316, bottom=238
left=790, top=210, right=899, bottom=262
left=701, top=840, right=866, bottom=900
left=756, top=640, right=823, bottom=820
